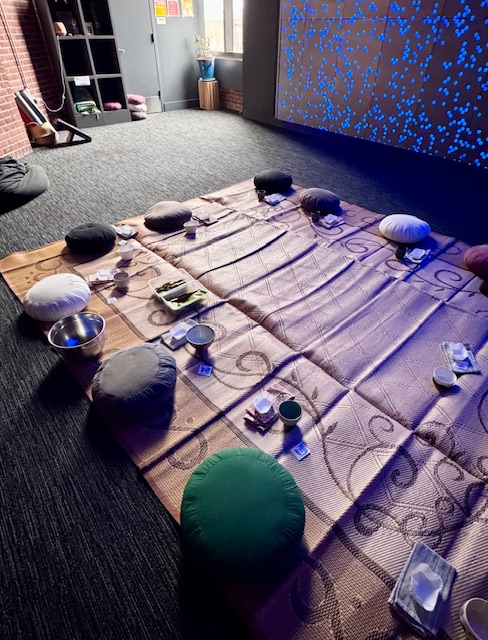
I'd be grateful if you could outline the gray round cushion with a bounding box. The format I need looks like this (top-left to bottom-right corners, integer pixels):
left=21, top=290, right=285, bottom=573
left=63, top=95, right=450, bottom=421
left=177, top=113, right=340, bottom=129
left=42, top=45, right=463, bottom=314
left=299, top=187, right=341, bottom=214
left=23, top=273, right=91, bottom=322
left=92, top=343, right=177, bottom=421
left=144, top=201, right=192, bottom=232
left=253, top=170, right=293, bottom=194
left=65, top=223, right=117, bottom=255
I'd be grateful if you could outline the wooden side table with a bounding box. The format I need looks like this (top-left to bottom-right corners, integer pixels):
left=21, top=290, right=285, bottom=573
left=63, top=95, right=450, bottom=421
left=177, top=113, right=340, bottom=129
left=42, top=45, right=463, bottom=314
left=198, top=79, right=219, bottom=110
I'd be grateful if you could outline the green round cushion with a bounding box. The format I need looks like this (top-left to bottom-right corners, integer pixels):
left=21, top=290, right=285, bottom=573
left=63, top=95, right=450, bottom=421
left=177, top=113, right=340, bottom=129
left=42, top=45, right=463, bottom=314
left=181, top=447, right=305, bottom=583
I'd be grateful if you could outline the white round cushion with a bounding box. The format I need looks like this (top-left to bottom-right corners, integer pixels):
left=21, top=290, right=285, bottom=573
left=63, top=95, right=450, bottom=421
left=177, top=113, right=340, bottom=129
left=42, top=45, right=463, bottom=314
left=379, top=214, right=430, bottom=244
left=23, top=273, right=91, bottom=322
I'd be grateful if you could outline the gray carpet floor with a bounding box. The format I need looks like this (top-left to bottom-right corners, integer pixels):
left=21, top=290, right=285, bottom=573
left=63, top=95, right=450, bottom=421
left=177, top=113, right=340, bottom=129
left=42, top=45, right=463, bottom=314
left=0, top=109, right=486, bottom=640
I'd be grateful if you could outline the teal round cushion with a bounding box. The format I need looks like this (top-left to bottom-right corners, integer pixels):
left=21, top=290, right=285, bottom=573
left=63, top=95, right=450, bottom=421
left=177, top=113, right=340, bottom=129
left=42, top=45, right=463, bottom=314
left=181, top=447, right=305, bottom=583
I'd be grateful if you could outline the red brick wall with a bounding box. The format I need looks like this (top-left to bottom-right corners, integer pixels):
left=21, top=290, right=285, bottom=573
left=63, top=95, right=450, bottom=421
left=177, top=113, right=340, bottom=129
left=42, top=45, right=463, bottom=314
left=220, top=88, right=243, bottom=114
left=0, top=0, right=59, bottom=158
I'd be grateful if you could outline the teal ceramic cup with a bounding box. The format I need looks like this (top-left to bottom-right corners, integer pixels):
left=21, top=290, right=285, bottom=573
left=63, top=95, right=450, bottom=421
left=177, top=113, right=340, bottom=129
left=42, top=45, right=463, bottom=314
left=278, top=400, right=302, bottom=429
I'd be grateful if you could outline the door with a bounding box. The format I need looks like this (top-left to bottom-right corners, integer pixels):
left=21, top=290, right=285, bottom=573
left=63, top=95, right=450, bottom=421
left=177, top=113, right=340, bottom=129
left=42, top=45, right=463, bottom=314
left=151, top=0, right=205, bottom=110
left=108, top=0, right=162, bottom=112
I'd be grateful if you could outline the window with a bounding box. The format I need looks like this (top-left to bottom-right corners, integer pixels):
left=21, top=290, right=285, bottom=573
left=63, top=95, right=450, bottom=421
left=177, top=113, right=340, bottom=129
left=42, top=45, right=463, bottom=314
left=203, top=0, right=243, bottom=55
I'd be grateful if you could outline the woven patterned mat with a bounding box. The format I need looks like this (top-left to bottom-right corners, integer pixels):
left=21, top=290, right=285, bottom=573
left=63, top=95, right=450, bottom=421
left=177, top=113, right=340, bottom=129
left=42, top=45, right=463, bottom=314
left=2, top=179, right=487, bottom=640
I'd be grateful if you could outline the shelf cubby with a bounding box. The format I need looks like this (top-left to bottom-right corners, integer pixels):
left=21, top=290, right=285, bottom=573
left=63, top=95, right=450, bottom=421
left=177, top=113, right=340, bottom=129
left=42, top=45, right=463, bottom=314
left=90, top=38, right=120, bottom=75
left=80, top=0, right=113, bottom=35
left=49, top=0, right=83, bottom=35
left=98, top=77, right=127, bottom=109
left=60, top=39, right=91, bottom=76
left=68, top=79, right=100, bottom=108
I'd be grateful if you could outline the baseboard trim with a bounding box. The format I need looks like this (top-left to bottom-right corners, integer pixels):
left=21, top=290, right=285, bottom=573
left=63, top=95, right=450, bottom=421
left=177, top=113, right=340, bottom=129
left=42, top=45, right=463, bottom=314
left=163, top=99, right=199, bottom=112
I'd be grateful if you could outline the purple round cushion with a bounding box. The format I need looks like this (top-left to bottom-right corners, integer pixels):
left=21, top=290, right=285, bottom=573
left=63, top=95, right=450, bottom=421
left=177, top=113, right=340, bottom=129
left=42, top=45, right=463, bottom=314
left=464, top=245, right=488, bottom=277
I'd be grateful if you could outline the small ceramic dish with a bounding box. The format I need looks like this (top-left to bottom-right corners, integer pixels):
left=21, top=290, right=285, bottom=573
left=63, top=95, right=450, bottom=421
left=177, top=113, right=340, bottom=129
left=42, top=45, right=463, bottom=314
left=186, top=324, right=215, bottom=352
left=433, top=366, right=457, bottom=388
left=114, top=271, right=130, bottom=291
left=183, top=219, right=198, bottom=235
left=410, top=562, right=443, bottom=612
left=460, top=598, right=488, bottom=640
left=278, top=400, right=302, bottom=429
left=253, top=395, right=273, bottom=415
left=117, top=244, right=134, bottom=260
left=449, top=342, right=468, bottom=361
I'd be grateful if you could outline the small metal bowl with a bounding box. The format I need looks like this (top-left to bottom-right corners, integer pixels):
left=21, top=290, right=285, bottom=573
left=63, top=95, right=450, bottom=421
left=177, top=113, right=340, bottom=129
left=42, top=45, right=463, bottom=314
left=48, top=312, right=106, bottom=360
left=186, top=324, right=215, bottom=352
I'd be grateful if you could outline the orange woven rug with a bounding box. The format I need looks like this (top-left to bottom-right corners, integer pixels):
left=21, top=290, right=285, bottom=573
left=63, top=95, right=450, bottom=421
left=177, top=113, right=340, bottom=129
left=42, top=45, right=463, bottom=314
left=2, top=179, right=487, bottom=640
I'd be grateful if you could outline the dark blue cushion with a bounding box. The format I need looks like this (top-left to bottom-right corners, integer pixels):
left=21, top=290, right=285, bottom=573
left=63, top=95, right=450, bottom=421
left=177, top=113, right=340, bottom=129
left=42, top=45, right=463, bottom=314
left=65, top=223, right=116, bottom=255
left=299, top=187, right=341, bottom=215
left=254, top=170, right=293, bottom=194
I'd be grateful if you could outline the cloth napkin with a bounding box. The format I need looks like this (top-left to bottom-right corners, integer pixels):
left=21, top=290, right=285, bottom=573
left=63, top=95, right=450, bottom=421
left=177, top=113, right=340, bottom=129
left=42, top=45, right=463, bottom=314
left=388, top=540, right=457, bottom=637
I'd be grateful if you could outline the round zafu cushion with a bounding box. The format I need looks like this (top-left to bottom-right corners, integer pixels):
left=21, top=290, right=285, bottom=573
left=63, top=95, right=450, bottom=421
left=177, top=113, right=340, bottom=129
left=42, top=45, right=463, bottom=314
left=92, top=343, right=177, bottom=422
left=127, top=94, right=145, bottom=105
left=181, top=447, right=305, bottom=584
left=379, top=214, right=430, bottom=244
left=144, top=201, right=192, bottom=232
left=299, top=187, right=341, bottom=215
left=129, top=103, right=148, bottom=113
left=464, top=245, right=488, bottom=278
left=253, top=170, right=293, bottom=195
left=65, top=223, right=117, bottom=255
left=23, top=273, right=91, bottom=322
left=103, top=101, right=122, bottom=111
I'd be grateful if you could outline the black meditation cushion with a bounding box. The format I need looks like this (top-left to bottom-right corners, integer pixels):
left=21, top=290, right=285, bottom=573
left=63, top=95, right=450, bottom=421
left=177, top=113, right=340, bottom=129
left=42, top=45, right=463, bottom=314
left=144, top=201, right=192, bottom=232
left=253, top=170, right=293, bottom=194
left=65, top=222, right=117, bottom=255
left=299, top=187, right=341, bottom=215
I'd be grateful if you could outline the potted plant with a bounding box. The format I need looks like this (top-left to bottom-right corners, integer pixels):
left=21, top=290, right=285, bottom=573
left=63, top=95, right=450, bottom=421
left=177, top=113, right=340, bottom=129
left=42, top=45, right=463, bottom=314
left=194, top=33, right=215, bottom=81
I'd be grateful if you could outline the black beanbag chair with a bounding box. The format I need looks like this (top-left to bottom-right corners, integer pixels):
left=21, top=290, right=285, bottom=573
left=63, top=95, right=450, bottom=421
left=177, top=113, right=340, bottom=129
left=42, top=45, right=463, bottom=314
left=0, top=156, right=49, bottom=213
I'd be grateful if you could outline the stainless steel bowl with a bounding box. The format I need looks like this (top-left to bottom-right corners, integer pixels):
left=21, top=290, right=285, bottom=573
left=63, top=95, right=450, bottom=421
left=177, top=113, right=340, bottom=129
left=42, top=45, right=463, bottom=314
left=48, top=312, right=106, bottom=360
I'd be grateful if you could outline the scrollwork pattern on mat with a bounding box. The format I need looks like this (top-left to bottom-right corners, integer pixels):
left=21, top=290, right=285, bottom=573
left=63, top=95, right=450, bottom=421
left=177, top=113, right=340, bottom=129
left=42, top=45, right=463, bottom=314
left=415, top=421, right=465, bottom=465
left=291, top=555, right=345, bottom=631
left=319, top=415, right=488, bottom=548
left=339, top=237, right=384, bottom=255
left=479, top=389, right=488, bottom=434
left=167, top=428, right=208, bottom=469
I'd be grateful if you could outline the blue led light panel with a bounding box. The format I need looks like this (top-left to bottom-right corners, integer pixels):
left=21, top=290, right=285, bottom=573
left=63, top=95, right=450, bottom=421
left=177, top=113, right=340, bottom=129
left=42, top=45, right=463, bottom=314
left=276, top=0, right=488, bottom=167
